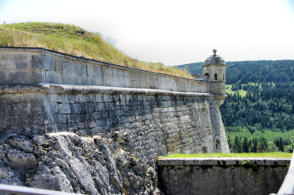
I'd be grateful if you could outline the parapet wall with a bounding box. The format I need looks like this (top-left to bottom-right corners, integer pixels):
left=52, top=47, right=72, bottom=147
left=0, top=47, right=208, bottom=93
left=158, top=158, right=290, bottom=195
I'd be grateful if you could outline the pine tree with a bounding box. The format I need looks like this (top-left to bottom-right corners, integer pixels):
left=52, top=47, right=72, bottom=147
left=258, top=137, right=268, bottom=152
left=242, top=137, right=249, bottom=153
left=233, top=136, right=242, bottom=153
left=250, top=138, right=258, bottom=152
left=274, top=137, right=284, bottom=151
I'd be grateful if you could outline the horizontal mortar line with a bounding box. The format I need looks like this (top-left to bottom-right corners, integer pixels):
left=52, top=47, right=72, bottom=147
left=0, top=46, right=208, bottom=83
left=0, top=83, right=212, bottom=96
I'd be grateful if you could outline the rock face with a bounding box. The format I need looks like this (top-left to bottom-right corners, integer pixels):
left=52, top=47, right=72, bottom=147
left=0, top=132, right=159, bottom=194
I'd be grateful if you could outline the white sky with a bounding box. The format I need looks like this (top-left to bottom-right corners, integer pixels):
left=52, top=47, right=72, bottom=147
left=0, top=0, right=294, bottom=65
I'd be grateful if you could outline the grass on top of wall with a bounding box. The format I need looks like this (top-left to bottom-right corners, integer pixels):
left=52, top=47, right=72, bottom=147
left=0, top=22, right=192, bottom=79
left=159, top=152, right=292, bottom=159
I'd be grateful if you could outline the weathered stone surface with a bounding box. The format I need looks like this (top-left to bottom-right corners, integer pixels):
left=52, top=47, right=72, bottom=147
left=6, top=149, right=38, bottom=170
left=7, top=135, right=35, bottom=152
left=0, top=133, right=159, bottom=194
left=0, top=85, right=229, bottom=165
left=31, top=164, right=74, bottom=193
left=0, top=164, right=22, bottom=185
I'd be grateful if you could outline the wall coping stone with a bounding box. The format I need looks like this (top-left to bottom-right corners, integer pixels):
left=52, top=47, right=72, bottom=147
left=0, top=83, right=211, bottom=97
left=157, top=158, right=291, bottom=166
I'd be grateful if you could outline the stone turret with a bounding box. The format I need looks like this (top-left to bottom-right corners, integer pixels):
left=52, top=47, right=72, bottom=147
left=203, top=49, right=227, bottom=106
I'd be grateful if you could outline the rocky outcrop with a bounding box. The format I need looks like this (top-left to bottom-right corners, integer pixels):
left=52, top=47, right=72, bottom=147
left=0, top=132, right=159, bottom=194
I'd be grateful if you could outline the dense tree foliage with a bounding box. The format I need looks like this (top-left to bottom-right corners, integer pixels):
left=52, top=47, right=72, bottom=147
left=226, top=60, right=294, bottom=84
left=221, top=84, right=294, bottom=130
left=176, top=62, right=203, bottom=74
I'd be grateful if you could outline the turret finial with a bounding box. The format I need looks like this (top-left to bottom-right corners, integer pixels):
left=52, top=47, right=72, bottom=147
left=213, top=49, right=217, bottom=56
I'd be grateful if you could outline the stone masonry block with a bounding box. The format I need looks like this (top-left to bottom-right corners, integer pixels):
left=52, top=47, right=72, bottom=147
left=15, top=61, right=27, bottom=70
left=46, top=71, right=62, bottom=83
left=87, top=64, right=94, bottom=76
left=75, top=62, right=86, bottom=76
left=5, top=72, right=15, bottom=84
left=41, top=53, right=54, bottom=71
left=63, top=61, right=75, bottom=76
left=63, top=74, right=75, bottom=84
left=88, top=76, right=97, bottom=85
left=15, top=71, right=28, bottom=84
left=54, top=57, right=64, bottom=73
left=13, top=54, right=28, bottom=62
left=31, top=71, right=42, bottom=83
left=0, top=71, right=6, bottom=83
left=31, top=55, right=42, bottom=71
left=76, top=75, right=87, bottom=84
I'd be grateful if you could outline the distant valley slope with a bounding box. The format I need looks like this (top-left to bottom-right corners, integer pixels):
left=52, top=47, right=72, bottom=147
left=177, top=60, right=294, bottom=152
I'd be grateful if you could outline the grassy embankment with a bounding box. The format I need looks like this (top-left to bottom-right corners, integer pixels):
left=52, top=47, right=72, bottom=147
left=159, top=152, right=292, bottom=159
left=0, top=22, right=192, bottom=78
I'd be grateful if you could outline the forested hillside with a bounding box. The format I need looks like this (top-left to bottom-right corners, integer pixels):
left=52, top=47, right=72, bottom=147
left=177, top=60, right=294, bottom=152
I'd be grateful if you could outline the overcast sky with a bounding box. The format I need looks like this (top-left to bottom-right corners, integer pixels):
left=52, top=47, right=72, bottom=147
left=0, top=0, right=294, bottom=65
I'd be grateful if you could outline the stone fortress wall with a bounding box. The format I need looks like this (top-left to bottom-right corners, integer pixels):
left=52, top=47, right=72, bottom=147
left=0, top=47, right=229, bottom=165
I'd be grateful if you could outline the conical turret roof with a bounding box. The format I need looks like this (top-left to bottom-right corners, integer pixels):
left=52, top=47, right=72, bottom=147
left=204, top=49, right=225, bottom=65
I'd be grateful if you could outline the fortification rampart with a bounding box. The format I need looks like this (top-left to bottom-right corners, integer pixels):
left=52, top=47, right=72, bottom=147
left=0, top=47, right=229, bottom=166
left=6, top=47, right=288, bottom=195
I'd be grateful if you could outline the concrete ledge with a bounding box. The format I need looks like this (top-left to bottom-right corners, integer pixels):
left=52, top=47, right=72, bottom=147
left=0, top=84, right=211, bottom=97
left=157, top=158, right=291, bottom=166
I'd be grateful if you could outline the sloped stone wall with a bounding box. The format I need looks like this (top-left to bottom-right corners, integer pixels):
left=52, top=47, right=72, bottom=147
left=43, top=90, right=217, bottom=164
left=0, top=84, right=229, bottom=165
